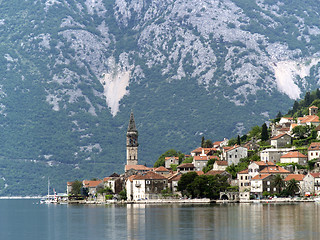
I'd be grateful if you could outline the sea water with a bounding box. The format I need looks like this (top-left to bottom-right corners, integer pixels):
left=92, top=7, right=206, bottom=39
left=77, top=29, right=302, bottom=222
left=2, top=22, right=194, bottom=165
left=0, top=199, right=319, bottom=240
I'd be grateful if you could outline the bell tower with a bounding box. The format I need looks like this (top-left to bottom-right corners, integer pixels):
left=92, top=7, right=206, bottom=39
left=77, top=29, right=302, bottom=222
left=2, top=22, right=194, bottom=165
left=126, top=111, right=138, bottom=165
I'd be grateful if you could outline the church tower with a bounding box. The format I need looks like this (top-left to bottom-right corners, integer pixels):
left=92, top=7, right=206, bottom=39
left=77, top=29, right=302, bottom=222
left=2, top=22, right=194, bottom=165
left=126, top=111, right=138, bottom=165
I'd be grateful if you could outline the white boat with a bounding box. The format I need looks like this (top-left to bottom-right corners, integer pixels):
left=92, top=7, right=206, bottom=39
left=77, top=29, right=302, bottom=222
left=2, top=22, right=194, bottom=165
left=40, top=178, right=57, bottom=204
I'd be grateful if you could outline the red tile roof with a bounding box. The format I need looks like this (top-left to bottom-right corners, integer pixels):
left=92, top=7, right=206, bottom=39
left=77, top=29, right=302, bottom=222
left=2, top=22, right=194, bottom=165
left=225, top=145, right=241, bottom=152
left=133, top=171, right=167, bottom=180
left=215, top=160, right=228, bottom=166
left=169, top=173, right=182, bottom=182
left=270, top=133, right=290, bottom=140
left=194, top=156, right=209, bottom=161
left=284, top=174, right=305, bottom=181
left=308, top=142, right=320, bottom=151
left=252, top=174, right=271, bottom=180
left=209, top=156, right=220, bottom=160
left=177, top=163, right=195, bottom=168
left=165, top=156, right=179, bottom=160
left=310, top=173, right=320, bottom=178
left=205, top=170, right=227, bottom=176
left=125, top=165, right=151, bottom=171
left=83, top=180, right=103, bottom=188
left=309, top=106, right=318, bottom=109
left=67, top=182, right=73, bottom=186
left=298, top=115, right=319, bottom=124
left=103, top=177, right=111, bottom=182
left=196, top=171, right=204, bottom=175
left=238, top=169, right=249, bottom=174
left=281, top=151, right=307, bottom=159
left=259, top=166, right=290, bottom=174
left=154, top=166, right=170, bottom=172
left=191, top=147, right=217, bottom=154
left=252, top=161, right=276, bottom=166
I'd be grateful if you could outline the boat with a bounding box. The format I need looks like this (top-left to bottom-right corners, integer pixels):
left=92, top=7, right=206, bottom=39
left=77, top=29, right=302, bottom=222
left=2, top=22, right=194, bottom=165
left=40, top=178, right=57, bottom=204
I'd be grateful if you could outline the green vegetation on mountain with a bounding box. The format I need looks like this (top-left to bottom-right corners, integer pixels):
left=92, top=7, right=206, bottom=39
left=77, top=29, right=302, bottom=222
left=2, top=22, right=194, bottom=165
left=1, top=0, right=320, bottom=195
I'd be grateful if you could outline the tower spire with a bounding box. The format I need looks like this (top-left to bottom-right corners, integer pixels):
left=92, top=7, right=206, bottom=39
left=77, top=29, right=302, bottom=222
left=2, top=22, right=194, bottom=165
left=126, top=111, right=138, bottom=165
left=127, top=111, right=137, bottom=132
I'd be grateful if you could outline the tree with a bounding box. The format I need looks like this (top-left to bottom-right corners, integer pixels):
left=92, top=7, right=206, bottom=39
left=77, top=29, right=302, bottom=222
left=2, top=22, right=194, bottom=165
left=237, top=135, right=241, bottom=145
left=272, top=174, right=285, bottom=194
left=317, top=88, right=320, bottom=99
left=71, top=180, right=82, bottom=196
left=285, top=179, right=300, bottom=196
left=292, top=100, right=299, bottom=113
left=202, top=158, right=215, bottom=173
left=177, top=172, right=198, bottom=195
left=248, top=125, right=262, bottom=139
left=261, top=123, right=269, bottom=141
left=304, top=91, right=311, bottom=107
left=203, top=139, right=213, bottom=148
left=274, top=111, right=282, bottom=122
left=119, top=189, right=127, bottom=200
left=154, top=149, right=185, bottom=167
left=201, top=136, right=205, bottom=147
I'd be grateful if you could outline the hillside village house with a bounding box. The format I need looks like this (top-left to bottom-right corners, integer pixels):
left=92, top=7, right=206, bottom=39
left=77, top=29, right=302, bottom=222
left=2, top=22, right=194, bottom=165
left=212, top=160, right=228, bottom=171
left=260, top=148, right=295, bottom=164
left=280, top=151, right=308, bottom=165
left=270, top=134, right=292, bottom=148
left=191, top=147, right=217, bottom=157
left=165, top=156, right=179, bottom=169
left=193, top=156, right=209, bottom=171
left=177, top=163, right=195, bottom=173
left=223, top=145, right=248, bottom=165
left=154, top=166, right=171, bottom=176
left=308, top=142, right=320, bottom=161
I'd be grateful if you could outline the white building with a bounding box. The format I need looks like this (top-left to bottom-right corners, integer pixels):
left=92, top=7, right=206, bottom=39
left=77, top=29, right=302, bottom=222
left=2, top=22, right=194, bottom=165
left=308, top=142, right=320, bottom=161
left=280, top=151, right=308, bottom=165
left=260, top=148, right=295, bottom=164
left=224, top=145, right=248, bottom=165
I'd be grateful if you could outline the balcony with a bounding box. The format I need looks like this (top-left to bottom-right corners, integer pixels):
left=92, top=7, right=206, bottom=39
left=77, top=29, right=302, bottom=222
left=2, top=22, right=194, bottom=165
left=135, top=183, right=141, bottom=187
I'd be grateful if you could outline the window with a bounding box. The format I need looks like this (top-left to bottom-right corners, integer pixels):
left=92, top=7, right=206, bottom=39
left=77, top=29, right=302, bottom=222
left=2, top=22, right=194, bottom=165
left=267, top=188, right=270, bottom=191
left=235, top=155, right=237, bottom=158
left=241, top=176, right=243, bottom=180
left=267, top=181, right=270, bottom=185
left=273, top=188, right=276, bottom=191
left=146, top=180, right=150, bottom=184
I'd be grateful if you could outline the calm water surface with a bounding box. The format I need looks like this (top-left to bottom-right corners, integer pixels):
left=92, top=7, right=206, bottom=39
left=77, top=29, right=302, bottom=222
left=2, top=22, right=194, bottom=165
left=0, top=199, right=319, bottom=240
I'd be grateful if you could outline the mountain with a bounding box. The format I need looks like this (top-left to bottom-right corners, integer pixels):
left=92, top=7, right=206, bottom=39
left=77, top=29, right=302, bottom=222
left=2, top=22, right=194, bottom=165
left=0, top=0, right=320, bottom=195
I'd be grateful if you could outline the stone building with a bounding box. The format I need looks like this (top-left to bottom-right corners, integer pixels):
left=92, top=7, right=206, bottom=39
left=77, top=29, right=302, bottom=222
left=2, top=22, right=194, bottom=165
left=165, top=156, right=179, bottom=169
left=270, top=133, right=292, bottom=148
left=223, top=145, right=248, bottom=165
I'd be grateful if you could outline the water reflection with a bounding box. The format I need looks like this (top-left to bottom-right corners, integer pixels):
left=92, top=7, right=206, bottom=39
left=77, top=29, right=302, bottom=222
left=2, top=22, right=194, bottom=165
left=125, top=203, right=320, bottom=240
left=2, top=200, right=320, bottom=240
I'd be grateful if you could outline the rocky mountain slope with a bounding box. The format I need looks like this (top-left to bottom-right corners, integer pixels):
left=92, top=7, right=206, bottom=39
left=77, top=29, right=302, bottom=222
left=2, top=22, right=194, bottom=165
left=0, top=0, right=320, bottom=195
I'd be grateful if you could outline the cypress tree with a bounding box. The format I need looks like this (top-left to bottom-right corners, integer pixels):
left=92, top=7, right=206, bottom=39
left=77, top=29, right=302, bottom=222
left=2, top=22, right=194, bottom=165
left=261, top=123, right=268, bottom=141
left=201, top=136, right=205, bottom=147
